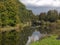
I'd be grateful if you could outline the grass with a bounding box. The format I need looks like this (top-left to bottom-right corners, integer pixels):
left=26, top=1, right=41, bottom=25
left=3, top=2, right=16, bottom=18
left=30, top=35, right=60, bottom=45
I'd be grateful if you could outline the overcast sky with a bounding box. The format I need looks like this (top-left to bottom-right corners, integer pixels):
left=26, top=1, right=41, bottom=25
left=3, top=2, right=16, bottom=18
left=20, top=0, right=60, bottom=7
left=20, top=0, right=60, bottom=15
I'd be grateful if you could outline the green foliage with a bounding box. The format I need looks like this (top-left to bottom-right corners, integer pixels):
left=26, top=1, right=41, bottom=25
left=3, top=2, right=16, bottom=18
left=19, top=26, right=34, bottom=45
left=0, top=26, right=35, bottom=45
left=38, top=10, right=60, bottom=34
left=39, top=13, right=46, bottom=21
left=30, top=35, right=60, bottom=45
left=47, top=10, right=58, bottom=22
left=0, top=0, right=36, bottom=45
left=39, top=10, right=59, bottom=22
left=0, top=0, right=20, bottom=27
left=0, top=30, right=18, bottom=45
left=0, top=0, right=35, bottom=27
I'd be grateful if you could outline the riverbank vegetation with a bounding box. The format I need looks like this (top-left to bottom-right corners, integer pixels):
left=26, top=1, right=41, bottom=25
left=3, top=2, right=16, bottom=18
left=38, top=10, right=60, bottom=34
left=31, top=35, right=60, bottom=45
left=30, top=10, right=60, bottom=45
left=0, top=0, right=37, bottom=45
left=0, top=0, right=60, bottom=45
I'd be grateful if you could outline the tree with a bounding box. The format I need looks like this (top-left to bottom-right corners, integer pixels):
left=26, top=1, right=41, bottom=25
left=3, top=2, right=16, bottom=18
left=39, top=12, right=46, bottom=21
left=47, top=10, right=58, bottom=22
left=0, top=0, right=35, bottom=27
left=59, top=13, right=60, bottom=19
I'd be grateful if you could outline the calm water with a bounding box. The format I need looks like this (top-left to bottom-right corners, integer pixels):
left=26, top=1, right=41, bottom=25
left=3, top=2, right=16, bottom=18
left=26, top=30, right=42, bottom=45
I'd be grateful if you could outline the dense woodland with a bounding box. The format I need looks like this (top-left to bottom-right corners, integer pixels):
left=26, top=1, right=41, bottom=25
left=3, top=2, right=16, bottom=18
left=0, top=0, right=37, bottom=45
left=0, top=0, right=60, bottom=45
left=38, top=10, right=60, bottom=34
left=0, top=0, right=37, bottom=27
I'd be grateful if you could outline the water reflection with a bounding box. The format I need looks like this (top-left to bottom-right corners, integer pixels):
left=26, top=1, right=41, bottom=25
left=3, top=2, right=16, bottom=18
left=26, top=30, right=42, bottom=45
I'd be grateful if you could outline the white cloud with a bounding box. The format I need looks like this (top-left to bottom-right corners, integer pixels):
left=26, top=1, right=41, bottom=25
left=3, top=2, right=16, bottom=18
left=20, top=0, right=60, bottom=7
